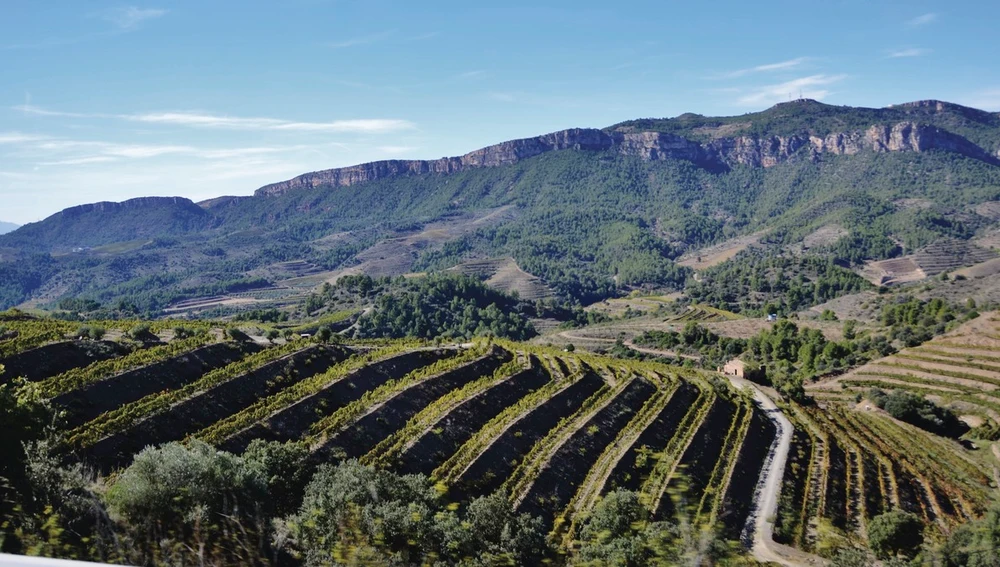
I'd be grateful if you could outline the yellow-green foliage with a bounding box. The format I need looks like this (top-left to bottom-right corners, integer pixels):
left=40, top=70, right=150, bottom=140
left=38, top=335, right=214, bottom=398
left=196, top=339, right=427, bottom=445
left=288, top=310, right=358, bottom=334
left=69, top=341, right=306, bottom=447
left=696, top=400, right=752, bottom=524
left=363, top=353, right=524, bottom=468
left=305, top=343, right=490, bottom=444
left=502, top=369, right=628, bottom=502
left=433, top=360, right=568, bottom=484
left=640, top=386, right=716, bottom=512
left=555, top=378, right=680, bottom=544
left=0, top=320, right=78, bottom=358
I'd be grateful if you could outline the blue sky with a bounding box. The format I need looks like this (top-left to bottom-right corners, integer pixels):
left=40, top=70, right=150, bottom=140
left=2, top=0, right=999, bottom=225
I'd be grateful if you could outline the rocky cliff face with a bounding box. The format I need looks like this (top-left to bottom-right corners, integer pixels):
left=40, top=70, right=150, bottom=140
left=256, top=121, right=997, bottom=197
left=255, top=129, right=614, bottom=197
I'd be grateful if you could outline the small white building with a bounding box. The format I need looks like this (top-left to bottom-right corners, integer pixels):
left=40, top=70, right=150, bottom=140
left=720, top=358, right=746, bottom=378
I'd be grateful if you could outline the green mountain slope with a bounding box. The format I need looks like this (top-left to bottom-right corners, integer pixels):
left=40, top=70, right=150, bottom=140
left=1, top=99, right=999, bottom=313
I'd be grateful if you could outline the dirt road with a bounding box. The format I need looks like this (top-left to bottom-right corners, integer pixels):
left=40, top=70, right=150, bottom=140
left=726, top=375, right=827, bottom=567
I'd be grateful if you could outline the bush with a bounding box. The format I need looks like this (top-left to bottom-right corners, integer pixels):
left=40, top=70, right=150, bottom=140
left=242, top=440, right=311, bottom=517
left=290, top=460, right=548, bottom=565
left=75, top=325, right=105, bottom=340
left=106, top=441, right=268, bottom=539
left=868, top=388, right=967, bottom=437
left=125, top=323, right=154, bottom=342
left=867, top=510, right=923, bottom=560
left=572, top=490, right=735, bottom=566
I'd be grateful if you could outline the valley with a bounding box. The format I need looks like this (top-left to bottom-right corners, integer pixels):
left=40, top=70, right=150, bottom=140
left=4, top=98, right=1000, bottom=565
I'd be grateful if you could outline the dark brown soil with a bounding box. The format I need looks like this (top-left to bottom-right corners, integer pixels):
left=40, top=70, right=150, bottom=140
left=55, top=342, right=260, bottom=427
left=312, top=348, right=512, bottom=462
left=82, top=345, right=352, bottom=473
left=603, top=382, right=700, bottom=493
left=393, top=361, right=551, bottom=476
left=451, top=370, right=606, bottom=502
left=655, top=398, right=738, bottom=521
left=3, top=341, right=130, bottom=384
left=719, top=406, right=777, bottom=539
left=824, top=438, right=848, bottom=529
left=222, top=349, right=458, bottom=452
left=517, top=378, right=657, bottom=526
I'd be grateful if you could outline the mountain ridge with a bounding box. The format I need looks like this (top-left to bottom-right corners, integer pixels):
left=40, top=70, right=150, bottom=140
left=256, top=99, right=1000, bottom=198
left=3, top=97, right=1000, bottom=313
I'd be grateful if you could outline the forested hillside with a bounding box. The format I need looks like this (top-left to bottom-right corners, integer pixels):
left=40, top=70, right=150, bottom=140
left=3, top=99, right=1000, bottom=315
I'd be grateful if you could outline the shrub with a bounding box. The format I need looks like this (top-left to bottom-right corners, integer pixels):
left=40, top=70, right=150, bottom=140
left=868, top=388, right=967, bottom=437
left=290, top=460, right=547, bottom=565
left=75, top=325, right=105, bottom=340
left=867, top=510, right=923, bottom=560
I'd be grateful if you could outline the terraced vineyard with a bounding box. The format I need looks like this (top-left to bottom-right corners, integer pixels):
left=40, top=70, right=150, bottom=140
left=808, top=314, right=1000, bottom=421
left=1, top=318, right=774, bottom=545
left=2, top=315, right=994, bottom=559
left=790, top=313, right=1000, bottom=552
left=770, top=402, right=993, bottom=553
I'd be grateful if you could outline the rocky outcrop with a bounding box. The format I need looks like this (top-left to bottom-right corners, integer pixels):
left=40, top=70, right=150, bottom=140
left=59, top=197, right=204, bottom=218
left=255, top=121, right=998, bottom=197
left=255, top=129, right=614, bottom=197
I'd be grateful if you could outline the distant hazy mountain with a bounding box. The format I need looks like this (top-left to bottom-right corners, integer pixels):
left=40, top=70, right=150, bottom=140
left=0, top=221, right=19, bottom=235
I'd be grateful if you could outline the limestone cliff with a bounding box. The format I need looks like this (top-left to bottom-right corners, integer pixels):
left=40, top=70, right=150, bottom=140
left=256, top=114, right=998, bottom=197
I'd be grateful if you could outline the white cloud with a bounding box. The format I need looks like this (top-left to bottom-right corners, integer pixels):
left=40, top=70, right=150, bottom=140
left=721, top=57, right=810, bottom=78
left=457, top=70, right=485, bottom=79
left=326, top=30, right=394, bottom=48
left=0, top=132, right=49, bottom=144
left=887, top=47, right=931, bottom=58
left=37, top=156, right=119, bottom=166
left=906, top=13, right=937, bottom=27
left=14, top=104, right=91, bottom=118
left=104, top=6, right=168, bottom=30
left=14, top=105, right=415, bottom=133
left=736, top=74, right=847, bottom=106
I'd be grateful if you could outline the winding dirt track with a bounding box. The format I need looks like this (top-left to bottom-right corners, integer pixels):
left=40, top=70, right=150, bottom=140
left=726, top=375, right=827, bottom=567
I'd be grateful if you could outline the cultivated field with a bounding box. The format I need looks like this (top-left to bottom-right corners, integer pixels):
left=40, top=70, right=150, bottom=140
left=1, top=313, right=991, bottom=555
left=1, top=316, right=769, bottom=549
left=808, top=314, right=1000, bottom=422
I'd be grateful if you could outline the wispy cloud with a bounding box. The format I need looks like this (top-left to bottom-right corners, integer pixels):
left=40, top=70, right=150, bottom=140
left=129, top=112, right=414, bottom=133
left=0, top=132, right=49, bottom=144
left=103, top=6, right=168, bottom=30
left=735, top=74, right=847, bottom=106
left=906, top=13, right=937, bottom=27
left=4, top=6, right=166, bottom=49
left=326, top=30, right=394, bottom=48
left=718, top=57, right=810, bottom=79
left=886, top=47, right=931, bottom=58
left=0, top=131, right=316, bottom=166
left=456, top=70, right=486, bottom=79
left=14, top=105, right=415, bottom=133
